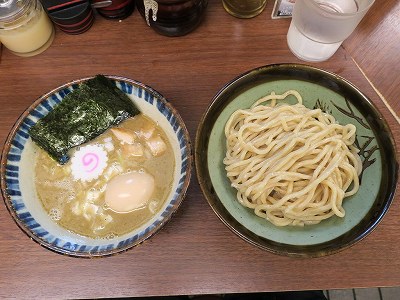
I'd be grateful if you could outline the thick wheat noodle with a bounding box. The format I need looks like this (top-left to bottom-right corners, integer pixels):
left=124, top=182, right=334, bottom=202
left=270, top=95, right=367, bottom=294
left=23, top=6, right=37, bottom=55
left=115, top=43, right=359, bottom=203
left=223, top=90, right=362, bottom=226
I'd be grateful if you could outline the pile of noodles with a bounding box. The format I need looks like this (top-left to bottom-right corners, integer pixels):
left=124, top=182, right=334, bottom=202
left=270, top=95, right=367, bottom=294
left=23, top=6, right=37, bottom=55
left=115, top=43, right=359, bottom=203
left=224, top=90, right=361, bottom=226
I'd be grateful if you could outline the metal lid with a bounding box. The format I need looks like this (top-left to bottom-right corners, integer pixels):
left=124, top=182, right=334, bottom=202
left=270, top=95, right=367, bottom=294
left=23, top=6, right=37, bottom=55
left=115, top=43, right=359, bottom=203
left=0, top=0, right=30, bottom=21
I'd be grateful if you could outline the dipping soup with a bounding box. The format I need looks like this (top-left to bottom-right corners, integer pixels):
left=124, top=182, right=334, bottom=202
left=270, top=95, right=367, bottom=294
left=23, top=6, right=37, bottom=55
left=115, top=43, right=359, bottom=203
left=34, top=115, right=175, bottom=239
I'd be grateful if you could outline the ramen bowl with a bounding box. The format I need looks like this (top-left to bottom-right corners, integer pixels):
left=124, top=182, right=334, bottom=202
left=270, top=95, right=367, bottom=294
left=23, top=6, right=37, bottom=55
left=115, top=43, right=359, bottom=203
left=1, top=75, right=192, bottom=257
left=195, top=63, right=398, bottom=257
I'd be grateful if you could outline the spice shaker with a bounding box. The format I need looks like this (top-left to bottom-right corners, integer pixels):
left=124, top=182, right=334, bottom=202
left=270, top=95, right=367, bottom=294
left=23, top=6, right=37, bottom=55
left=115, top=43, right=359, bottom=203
left=0, top=0, right=55, bottom=57
left=136, top=0, right=208, bottom=37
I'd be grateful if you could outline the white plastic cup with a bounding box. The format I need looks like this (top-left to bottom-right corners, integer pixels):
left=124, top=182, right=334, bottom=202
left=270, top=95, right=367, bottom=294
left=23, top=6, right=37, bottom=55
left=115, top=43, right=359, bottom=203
left=287, top=0, right=375, bottom=62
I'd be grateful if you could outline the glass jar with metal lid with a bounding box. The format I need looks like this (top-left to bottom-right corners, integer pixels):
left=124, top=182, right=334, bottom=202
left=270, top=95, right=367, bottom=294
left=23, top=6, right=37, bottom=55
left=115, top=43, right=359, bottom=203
left=0, top=0, right=55, bottom=57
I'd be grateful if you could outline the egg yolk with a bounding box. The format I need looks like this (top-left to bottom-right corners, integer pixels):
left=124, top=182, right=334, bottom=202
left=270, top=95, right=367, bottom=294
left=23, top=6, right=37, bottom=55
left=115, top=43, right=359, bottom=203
left=105, top=171, right=155, bottom=213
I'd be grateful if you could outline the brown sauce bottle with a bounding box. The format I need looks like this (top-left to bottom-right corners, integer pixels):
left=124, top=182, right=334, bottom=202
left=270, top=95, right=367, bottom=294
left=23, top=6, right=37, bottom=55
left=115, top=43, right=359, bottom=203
left=136, top=0, right=208, bottom=37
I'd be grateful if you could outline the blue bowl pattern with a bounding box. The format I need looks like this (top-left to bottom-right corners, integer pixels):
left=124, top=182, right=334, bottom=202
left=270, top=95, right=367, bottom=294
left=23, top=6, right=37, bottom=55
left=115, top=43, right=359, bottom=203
left=1, top=76, right=192, bottom=257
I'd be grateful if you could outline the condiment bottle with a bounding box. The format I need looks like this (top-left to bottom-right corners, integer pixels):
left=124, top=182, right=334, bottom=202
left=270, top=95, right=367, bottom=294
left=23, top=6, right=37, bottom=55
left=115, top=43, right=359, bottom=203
left=222, top=0, right=267, bottom=18
left=0, top=0, right=54, bottom=57
left=93, top=0, right=135, bottom=20
left=136, top=0, right=208, bottom=37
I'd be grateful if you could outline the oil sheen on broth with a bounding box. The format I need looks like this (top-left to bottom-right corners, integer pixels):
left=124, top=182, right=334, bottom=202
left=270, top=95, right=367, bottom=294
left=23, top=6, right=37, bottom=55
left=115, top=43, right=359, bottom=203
left=34, top=115, right=175, bottom=239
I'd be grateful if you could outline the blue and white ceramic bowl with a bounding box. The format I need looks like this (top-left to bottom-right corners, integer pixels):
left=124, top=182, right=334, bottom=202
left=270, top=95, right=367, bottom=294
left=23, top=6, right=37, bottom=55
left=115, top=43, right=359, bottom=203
left=0, top=75, right=192, bottom=257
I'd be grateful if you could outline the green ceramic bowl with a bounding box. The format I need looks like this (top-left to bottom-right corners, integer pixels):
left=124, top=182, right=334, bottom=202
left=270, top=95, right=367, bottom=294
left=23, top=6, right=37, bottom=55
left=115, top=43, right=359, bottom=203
left=195, top=64, right=398, bottom=257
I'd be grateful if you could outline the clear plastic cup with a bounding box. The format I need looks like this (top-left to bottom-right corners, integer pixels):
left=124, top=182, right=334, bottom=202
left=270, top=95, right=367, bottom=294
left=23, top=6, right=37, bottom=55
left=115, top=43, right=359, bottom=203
left=287, top=0, right=375, bottom=62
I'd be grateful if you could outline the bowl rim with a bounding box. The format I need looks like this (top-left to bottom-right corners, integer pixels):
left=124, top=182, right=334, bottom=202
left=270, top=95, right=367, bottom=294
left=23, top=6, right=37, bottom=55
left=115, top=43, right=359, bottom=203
left=195, top=63, right=399, bottom=257
left=0, top=75, right=193, bottom=258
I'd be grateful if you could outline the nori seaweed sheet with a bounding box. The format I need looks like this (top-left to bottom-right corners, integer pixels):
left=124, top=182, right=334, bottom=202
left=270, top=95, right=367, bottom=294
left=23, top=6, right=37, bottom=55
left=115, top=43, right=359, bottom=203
left=29, top=75, right=140, bottom=164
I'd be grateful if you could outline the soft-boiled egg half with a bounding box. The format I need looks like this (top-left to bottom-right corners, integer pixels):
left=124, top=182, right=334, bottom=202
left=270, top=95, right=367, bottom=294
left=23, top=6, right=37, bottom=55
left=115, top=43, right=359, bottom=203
left=105, top=170, right=155, bottom=213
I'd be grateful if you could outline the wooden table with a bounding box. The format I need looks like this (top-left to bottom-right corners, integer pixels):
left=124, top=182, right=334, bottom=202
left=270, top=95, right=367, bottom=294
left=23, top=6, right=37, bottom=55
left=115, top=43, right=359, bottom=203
left=0, top=1, right=399, bottom=298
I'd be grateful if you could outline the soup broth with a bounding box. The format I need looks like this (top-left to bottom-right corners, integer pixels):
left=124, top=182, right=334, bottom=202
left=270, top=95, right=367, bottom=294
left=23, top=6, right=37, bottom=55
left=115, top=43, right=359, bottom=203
left=34, top=115, right=175, bottom=239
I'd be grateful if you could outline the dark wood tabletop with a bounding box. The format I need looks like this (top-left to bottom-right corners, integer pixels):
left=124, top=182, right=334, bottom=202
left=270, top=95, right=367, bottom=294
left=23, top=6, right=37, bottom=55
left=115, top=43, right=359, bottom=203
left=0, top=1, right=399, bottom=298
